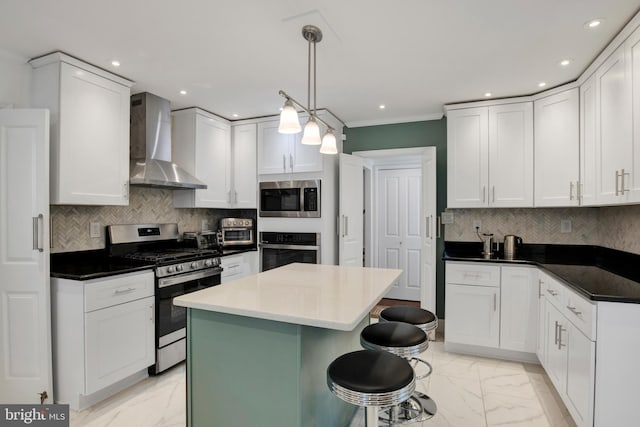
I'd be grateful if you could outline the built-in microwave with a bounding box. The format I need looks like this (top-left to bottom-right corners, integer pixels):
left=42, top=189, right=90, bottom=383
left=259, top=179, right=321, bottom=218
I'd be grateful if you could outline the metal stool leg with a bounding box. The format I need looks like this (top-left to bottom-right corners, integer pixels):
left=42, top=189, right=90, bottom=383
left=366, top=406, right=379, bottom=427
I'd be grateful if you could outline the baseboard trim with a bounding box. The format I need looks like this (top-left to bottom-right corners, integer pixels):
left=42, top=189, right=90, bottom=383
left=444, top=342, right=540, bottom=364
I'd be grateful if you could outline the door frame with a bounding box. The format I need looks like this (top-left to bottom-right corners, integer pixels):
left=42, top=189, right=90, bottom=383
left=352, top=147, right=437, bottom=313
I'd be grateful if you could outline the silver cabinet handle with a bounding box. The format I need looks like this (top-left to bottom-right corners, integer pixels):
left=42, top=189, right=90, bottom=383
left=621, top=168, right=630, bottom=194
left=492, top=186, right=496, bottom=203
left=546, top=288, right=558, bottom=297
left=114, top=287, right=135, bottom=295
left=282, top=154, right=286, bottom=172
left=493, top=293, right=497, bottom=311
left=569, top=182, right=574, bottom=200
left=558, top=324, right=566, bottom=349
left=554, top=320, right=559, bottom=345
left=344, top=215, right=348, bottom=236
left=538, top=279, right=544, bottom=298
left=341, top=215, right=346, bottom=238
left=566, top=305, right=582, bottom=317
left=482, top=186, right=486, bottom=203
left=426, top=216, right=430, bottom=238
left=32, top=214, right=43, bottom=252
left=436, top=215, right=441, bottom=239
left=615, top=170, right=621, bottom=196
left=226, top=264, right=240, bottom=269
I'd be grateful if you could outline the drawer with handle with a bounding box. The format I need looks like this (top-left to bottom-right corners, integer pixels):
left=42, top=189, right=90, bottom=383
left=84, top=270, right=154, bottom=312
left=564, top=288, right=597, bottom=340
left=445, top=262, right=500, bottom=287
left=540, top=272, right=565, bottom=310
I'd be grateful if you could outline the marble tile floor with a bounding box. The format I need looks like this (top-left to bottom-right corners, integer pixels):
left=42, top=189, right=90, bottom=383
left=69, top=335, right=576, bottom=427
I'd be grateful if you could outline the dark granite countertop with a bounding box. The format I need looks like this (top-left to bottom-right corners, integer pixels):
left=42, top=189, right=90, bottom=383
left=51, top=250, right=154, bottom=281
left=444, top=242, right=640, bottom=304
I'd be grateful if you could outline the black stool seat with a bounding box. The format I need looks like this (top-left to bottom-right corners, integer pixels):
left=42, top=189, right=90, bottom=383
left=379, top=306, right=438, bottom=332
left=361, top=322, right=428, bottom=359
left=327, top=350, right=414, bottom=394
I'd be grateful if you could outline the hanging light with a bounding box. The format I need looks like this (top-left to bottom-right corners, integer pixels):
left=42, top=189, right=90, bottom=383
left=319, top=129, right=338, bottom=154
left=278, top=99, right=301, bottom=133
left=301, top=117, right=321, bottom=145
left=278, top=25, right=338, bottom=155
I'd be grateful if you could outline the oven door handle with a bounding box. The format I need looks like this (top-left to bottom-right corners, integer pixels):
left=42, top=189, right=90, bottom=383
left=158, top=267, right=223, bottom=289
left=259, top=244, right=320, bottom=251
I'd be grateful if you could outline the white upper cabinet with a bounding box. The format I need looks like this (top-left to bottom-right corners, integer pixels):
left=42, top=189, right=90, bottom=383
left=232, top=124, right=257, bottom=208
left=580, top=74, right=598, bottom=206
left=447, top=102, right=533, bottom=208
left=446, top=107, right=488, bottom=208
left=257, top=120, right=323, bottom=175
left=534, top=89, right=580, bottom=207
left=594, top=45, right=633, bottom=205
left=30, top=53, right=133, bottom=206
left=173, top=109, right=232, bottom=208
left=627, top=27, right=640, bottom=203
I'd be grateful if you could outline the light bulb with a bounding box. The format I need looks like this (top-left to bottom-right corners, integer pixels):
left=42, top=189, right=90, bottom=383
left=320, top=129, right=338, bottom=154
left=278, top=99, right=301, bottom=134
left=301, top=117, right=321, bottom=145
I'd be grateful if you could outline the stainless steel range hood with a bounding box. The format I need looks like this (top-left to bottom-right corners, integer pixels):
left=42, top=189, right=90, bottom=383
left=129, top=92, right=207, bottom=190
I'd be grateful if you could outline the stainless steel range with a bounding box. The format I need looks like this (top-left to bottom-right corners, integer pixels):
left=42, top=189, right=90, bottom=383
left=107, top=223, right=222, bottom=374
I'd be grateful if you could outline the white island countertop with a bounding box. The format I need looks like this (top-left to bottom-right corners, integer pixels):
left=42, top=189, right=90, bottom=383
left=174, top=263, right=403, bottom=331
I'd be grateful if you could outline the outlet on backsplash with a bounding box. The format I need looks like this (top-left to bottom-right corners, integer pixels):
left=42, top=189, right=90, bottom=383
left=560, top=219, right=572, bottom=233
left=201, top=220, right=210, bottom=231
left=89, top=222, right=101, bottom=238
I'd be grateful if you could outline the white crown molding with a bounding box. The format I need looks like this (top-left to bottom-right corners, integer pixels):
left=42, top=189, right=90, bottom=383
left=346, top=113, right=443, bottom=128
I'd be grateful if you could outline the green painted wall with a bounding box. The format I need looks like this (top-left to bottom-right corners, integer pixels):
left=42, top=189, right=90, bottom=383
left=343, top=118, right=447, bottom=318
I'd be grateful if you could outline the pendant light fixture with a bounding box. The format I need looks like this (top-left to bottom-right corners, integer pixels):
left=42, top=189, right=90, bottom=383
left=278, top=25, right=338, bottom=154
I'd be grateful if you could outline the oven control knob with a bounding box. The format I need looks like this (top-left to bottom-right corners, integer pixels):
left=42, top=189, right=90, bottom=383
left=204, top=259, right=212, bottom=267
left=191, top=261, right=198, bottom=269
left=176, top=265, right=184, bottom=272
left=167, top=266, right=175, bottom=273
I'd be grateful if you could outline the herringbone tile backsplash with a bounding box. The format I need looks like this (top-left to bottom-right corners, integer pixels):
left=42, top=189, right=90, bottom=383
left=444, top=205, right=640, bottom=255
left=51, top=187, right=255, bottom=253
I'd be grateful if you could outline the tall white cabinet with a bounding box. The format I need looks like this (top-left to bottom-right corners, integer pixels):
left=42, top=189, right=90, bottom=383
left=30, top=52, right=134, bottom=206
left=446, top=102, right=533, bottom=208
left=0, top=109, right=52, bottom=404
left=534, top=88, right=580, bottom=207
left=257, top=119, right=324, bottom=175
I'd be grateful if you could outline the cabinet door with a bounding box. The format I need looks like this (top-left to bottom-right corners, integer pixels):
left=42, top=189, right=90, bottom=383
left=580, top=74, right=598, bottom=206
left=595, top=46, right=632, bottom=204
left=446, top=107, right=489, bottom=207
left=628, top=28, right=640, bottom=203
left=291, top=131, right=323, bottom=173
left=536, top=279, right=547, bottom=366
left=258, top=121, right=290, bottom=175
left=85, top=296, right=154, bottom=394
left=488, top=102, right=534, bottom=207
left=545, top=303, right=567, bottom=395
left=500, top=266, right=538, bottom=353
left=565, top=323, right=595, bottom=427
left=58, top=63, right=130, bottom=205
left=232, top=124, right=257, bottom=208
left=444, top=284, right=499, bottom=347
left=193, top=114, right=231, bottom=207
left=534, top=89, right=580, bottom=207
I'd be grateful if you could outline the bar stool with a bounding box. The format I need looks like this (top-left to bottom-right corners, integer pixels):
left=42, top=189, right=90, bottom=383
left=327, top=349, right=416, bottom=427
left=378, top=306, right=438, bottom=335
left=360, top=322, right=437, bottom=423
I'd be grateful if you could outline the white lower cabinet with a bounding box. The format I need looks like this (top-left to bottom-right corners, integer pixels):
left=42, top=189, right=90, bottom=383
left=221, top=252, right=258, bottom=283
left=51, top=270, right=155, bottom=410
left=445, top=262, right=536, bottom=356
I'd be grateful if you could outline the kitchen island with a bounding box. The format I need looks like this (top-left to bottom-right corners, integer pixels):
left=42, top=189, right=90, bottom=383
left=174, top=263, right=403, bottom=427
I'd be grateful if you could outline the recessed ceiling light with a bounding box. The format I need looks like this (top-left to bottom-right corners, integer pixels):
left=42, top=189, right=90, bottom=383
left=179, top=90, right=187, bottom=95
left=232, top=113, right=239, bottom=118
left=559, top=59, right=571, bottom=67
left=111, top=60, right=120, bottom=67
left=379, top=104, right=386, bottom=110
left=484, top=92, right=492, bottom=97
left=585, top=19, right=603, bottom=29
left=538, top=82, right=547, bottom=88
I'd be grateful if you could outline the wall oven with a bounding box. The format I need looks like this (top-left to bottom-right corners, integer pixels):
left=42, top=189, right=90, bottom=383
left=260, top=232, right=321, bottom=272
left=259, top=179, right=321, bottom=218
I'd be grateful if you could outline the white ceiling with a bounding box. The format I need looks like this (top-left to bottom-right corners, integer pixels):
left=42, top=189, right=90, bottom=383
left=1, top=0, right=639, bottom=127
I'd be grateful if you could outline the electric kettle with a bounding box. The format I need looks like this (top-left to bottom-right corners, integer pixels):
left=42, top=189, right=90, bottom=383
left=503, top=235, right=523, bottom=259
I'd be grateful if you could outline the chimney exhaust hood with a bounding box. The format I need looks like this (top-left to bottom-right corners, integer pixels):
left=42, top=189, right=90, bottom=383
left=129, top=92, right=207, bottom=190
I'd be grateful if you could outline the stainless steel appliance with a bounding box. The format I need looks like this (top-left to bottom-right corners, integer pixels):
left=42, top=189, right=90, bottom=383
left=259, top=232, right=320, bottom=271
left=503, top=235, right=523, bottom=259
left=107, top=223, right=222, bottom=375
left=220, top=218, right=254, bottom=247
left=259, top=179, right=320, bottom=218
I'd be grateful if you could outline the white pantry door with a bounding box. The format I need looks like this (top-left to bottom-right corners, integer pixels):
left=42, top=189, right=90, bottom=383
left=377, top=168, right=422, bottom=301
left=422, top=147, right=437, bottom=313
left=339, top=154, right=364, bottom=266
left=0, top=109, right=52, bottom=403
